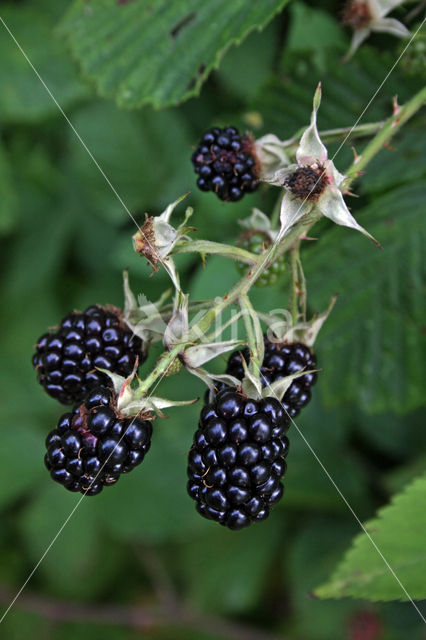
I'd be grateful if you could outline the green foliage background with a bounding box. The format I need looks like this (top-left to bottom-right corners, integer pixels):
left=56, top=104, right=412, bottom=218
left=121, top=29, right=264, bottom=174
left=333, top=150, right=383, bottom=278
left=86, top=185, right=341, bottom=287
left=0, top=0, right=425, bottom=638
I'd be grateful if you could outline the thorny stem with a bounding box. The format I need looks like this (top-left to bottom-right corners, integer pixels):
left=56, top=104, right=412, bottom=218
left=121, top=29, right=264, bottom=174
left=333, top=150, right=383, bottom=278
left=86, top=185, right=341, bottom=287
left=289, top=246, right=299, bottom=327
left=284, top=120, right=385, bottom=151
left=297, top=250, right=307, bottom=324
left=345, top=86, right=426, bottom=181
left=136, top=86, right=426, bottom=394
left=135, top=344, right=182, bottom=396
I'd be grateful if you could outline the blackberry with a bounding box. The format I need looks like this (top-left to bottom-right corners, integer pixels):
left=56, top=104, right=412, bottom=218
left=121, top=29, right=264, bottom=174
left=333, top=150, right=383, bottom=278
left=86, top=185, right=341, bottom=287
left=226, top=339, right=317, bottom=418
left=236, top=231, right=286, bottom=287
left=44, top=386, right=152, bottom=495
left=191, top=126, right=259, bottom=202
left=33, top=305, right=146, bottom=405
left=187, top=388, right=290, bottom=530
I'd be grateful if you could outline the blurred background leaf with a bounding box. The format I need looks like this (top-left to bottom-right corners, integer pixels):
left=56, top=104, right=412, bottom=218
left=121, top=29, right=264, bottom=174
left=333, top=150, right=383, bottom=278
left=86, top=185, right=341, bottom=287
left=0, top=5, right=88, bottom=123
left=60, top=0, right=291, bottom=109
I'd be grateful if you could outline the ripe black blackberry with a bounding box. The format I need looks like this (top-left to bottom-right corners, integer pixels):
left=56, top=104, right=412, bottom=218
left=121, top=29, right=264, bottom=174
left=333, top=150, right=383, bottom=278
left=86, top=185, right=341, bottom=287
left=44, top=385, right=152, bottom=495
left=187, top=388, right=290, bottom=530
left=191, top=126, right=259, bottom=202
left=32, top=305, right=146, bottom=405
left=226, top=339, right=317, bottom=418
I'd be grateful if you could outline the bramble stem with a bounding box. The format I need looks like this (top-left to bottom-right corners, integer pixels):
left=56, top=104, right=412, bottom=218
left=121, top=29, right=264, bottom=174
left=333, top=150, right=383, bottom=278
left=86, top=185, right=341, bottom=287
left=284, top=121, right=385, bottom=150
left=289, top=247, right=299, bottom=327
left=345, top=86, right=426, bottom=182
left=135, top=344, right=182, bottom=396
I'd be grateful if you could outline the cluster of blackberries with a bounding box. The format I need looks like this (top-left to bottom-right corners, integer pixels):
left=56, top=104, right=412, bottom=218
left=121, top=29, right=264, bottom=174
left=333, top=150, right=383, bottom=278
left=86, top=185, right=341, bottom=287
left=33, top=305, right=149, bottom=495
left=192, top=126, right=259, bottom=202
left=236, top=231, right=286, bottom=287
left=32, top=305, right=318, bottom=530
left=187, top=339, right=318, bottom=529
left=45, top=386, right=152, bottom=495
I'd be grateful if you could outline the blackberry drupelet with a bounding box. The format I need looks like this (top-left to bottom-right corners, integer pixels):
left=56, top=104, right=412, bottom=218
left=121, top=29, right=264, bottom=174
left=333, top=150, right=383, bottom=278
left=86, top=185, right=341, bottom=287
left=191, top=126, right=259, bottom=202
left=236, top=231, right=286, bottom=287
left=187, top=388, right=290, bottom=530
left=226, top=339, right=317, bottom=418
left=33, top=305, right=146, bottom=405
left=44, top=386, right=152, bottom=495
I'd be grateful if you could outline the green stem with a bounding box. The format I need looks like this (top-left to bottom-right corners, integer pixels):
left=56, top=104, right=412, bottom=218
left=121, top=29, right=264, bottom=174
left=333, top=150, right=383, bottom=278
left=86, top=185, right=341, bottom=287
left=174, top=239, right=258, bottom=264
left=135, top=344, right=182, bottom=396
left=296, top=250, right=307, bottom=324
left=345, top=87, right=426, bottom=183
left=289, top=246, right=299, bottom=327
left=284, top=121, right=385, bottom=151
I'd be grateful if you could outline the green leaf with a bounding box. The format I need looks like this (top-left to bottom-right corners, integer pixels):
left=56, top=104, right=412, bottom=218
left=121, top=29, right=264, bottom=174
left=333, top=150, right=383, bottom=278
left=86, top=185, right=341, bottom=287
left=0, top=141, right=18, bottom=234
left=60, top=0, right=291, bottom=109
left=288, top=517, right=359, bottom=639
left=250, top=45, right=421, bottom=148
left=286, top=2, right=346, bottom=53
left=316, top=471, right=426, bottom=602
left=0, top=7, right=88, bottom=123
left=22, top=484, right=121, bottom=598
left=0, top=424, right=45, bottom=511
left=67, top=101, right=193, bottom=219
left=282, top=398, right=369, bottom=513
left=216, top=22, right=280, bottom=102
left=304, top=183, right=426, bottom=414
left=178, top=517, right=282, bottom=614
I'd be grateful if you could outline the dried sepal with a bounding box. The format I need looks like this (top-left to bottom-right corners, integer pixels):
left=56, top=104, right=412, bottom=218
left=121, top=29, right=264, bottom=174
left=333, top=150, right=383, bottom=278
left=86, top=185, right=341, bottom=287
left=183, top=340, right=244, bottom=369
left=122, top=271, right=168, bottom=343
left=342, top=0, right=410, bottom=60
left=163, top=293, right=189, bottom=349
left=255, top=133, right=291, bottom=183
left=120, top=395, right=198, bottom=419
left=262, top=295, right=337, bottom=347
left=263, top=368, right=319, bottom=402
left=238, top=208, right=278, bottom=242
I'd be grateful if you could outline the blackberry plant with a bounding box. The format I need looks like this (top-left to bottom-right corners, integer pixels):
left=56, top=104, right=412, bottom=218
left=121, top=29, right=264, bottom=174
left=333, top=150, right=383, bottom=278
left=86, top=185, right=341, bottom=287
left=29, top=84, right=426, bottom=536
